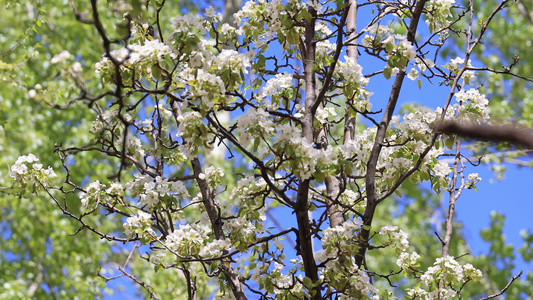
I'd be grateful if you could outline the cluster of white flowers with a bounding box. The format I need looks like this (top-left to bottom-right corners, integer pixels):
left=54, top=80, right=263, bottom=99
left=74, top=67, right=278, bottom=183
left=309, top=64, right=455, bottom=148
left=338, top=128, right=376, bottom=175
left=318, top=252, right=380, bottom=298
left=225, top=215, right=264, bottom=239
left=204, top=6, right=223, bottom=21
left=362, top=25, right=416, bottom=72
left=461, top=70, right=477, bottom=84
left=229, top=176, right=270, bottom=224
left=407, top=256, right=482, bottom=299
left=408, top=57, right=436, bottom=81
left=305, top=0, right=322, bottom=12
left=316, top=40, right=335, bottom=56
left=106, top=182, right=124, bottom=196
left=123, top=211, right=154, bottom=239
left=10, top=154, right=56, bottom=184
left=425, top=0, right=455, bottom=33
left=396, top=251, right=421, bottom=269
left=138, top=181, right=160, bottom=207
left=90, top=110, right=116, bottom=135
left=455, top=88, right=489, bottom=119
left=95, top=40, right=177, bottom=74
left=315, top=22, right=332, bottom=35
left=322, top=219, right=362, bottom=248
left=117, top=135, right=146, bottom=161
left=171, top=14, right=207, bottom=35
left=184, top=69, right=226, bottom=108
left=199, top=166, right=225, bottom=188
left=390, top=38, right=417, bottom=68
left=237, top=108, right=275, bottom=147
left=444, top=56, right=471, bottom=72
left=468, top=173, right=482, bottom=183
left=176, top=111, right=213, bottom=158
left=80, top=180, right=104, bottom=209
left=164, top=223, right=211, bottom=256
left=407, top=68, right=420, bottom=80
left=361, top=24, right=395, bottom=47
left=125, top=174, right=190, bottom=209
left=234, top=0, right=305, bottom=44
left=433, top=161, right=452, bottom=178
left=71, top=61, right=83, bottom=73
left=274, top=123, right=337, bottom=180
left=335, top=56, right=365, bottom=83
left=378, top=225, right=409, bottom=251
left=259, top=72, right=295, bottom=101
left=50, top=50, right=71, bottom=64
left=337, top=189, right=366, bottom=217
left=27, top=84, right=42, bottom=99
left=334, top=56, right=373, bottom=108
left=199, top=238, right=232, bottom=258
left=271, top=263, right=305, bottom=295
left=11, top=153, right=39, bottom=180
left=415, top=57, right=436, bottom=72
left=386, top=106, right=455, bottom=182
left=212, top=49, right=254, bottom=76
left=315, top=106, right=337, bottom=124
left=249, top=258, right=305, bottom=297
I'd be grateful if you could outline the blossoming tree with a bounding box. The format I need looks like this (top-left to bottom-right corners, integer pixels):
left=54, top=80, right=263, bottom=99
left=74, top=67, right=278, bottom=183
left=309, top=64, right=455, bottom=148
left=5, top=0, right=533, bottom=299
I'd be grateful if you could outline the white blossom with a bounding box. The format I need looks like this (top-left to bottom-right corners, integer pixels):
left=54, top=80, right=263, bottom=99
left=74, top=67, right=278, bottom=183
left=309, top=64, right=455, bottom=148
left=407, top=68, right=419, bottom=80
left=51, top=50, right=71, bottom=64
left=259, top=72, right=294, bottom=100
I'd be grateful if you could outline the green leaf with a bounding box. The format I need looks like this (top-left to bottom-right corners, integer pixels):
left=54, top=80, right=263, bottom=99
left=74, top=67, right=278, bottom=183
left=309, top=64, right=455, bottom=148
left=152, top=63, right=161, bottom=80
left=384, top=67, right=392, bottom=79
left=394, top=189, right=402, bottom=197
left=302, top=277, right=313, bottom=289
left=300, top=10, right=312, bottom=22
left=445, top=137, right=455, bottom=150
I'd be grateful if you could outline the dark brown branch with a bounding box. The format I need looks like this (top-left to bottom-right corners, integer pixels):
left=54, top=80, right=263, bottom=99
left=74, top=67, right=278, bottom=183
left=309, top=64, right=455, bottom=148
left=436, top=121, right=533, bottom=149
left=479, top=271, right=523, bottom=300
left=356, top=0, right=428, bottom=267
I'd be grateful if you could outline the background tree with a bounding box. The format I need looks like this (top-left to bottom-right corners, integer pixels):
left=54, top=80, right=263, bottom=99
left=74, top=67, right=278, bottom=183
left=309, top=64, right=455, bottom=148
left=0, top=1, right=216, bottom=299
left=1, top=0, right=532, bottom=299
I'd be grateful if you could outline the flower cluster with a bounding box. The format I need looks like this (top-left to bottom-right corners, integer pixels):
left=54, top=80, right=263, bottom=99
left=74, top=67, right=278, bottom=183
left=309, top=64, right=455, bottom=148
left=226, top=176, right=269, bottom=242
left=95, top=39, right=177, bottom=83
left=407, top=256, right=483, bottom=299
left=274, top=124, right=337, bottom=181
left=396, top=251, right=421, bottom=270
left=334, top=56, right=373, bottom=109
left=164, top=223, right=211, bottom=256
left=425, top=0, right=455, bottom=33
left=237, top=108, right=275, bottom=148
left=199, top=166, right=225, bottom=188
left=407, top=57, right=436, bottom=81
left=80, top=180, right=105, bottom=210
left=444, top=56, right=470, bottom=72
left=233, top=0, right=306, bottom=50
left=362, top=24, right=416, bottom=73
left=378, top=225, right=409, bottom=252
left=259, top=72, right=295, bottom=102
left=455, top=88, right=490, bottom=119
left=320, top=219, right=363, bottom=261
left=176, top=111, right=213, bottom=158
left=125, top=174, right=190, bottom=209
left=199, top=238, right=232, bottom=258
left=184, top=69, right=227, bottom=109
left=50, top=50, right=71, bottom=64
left=10, top=154, right=56, bottom=185
left=123, top=211, right=155, bottom=244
